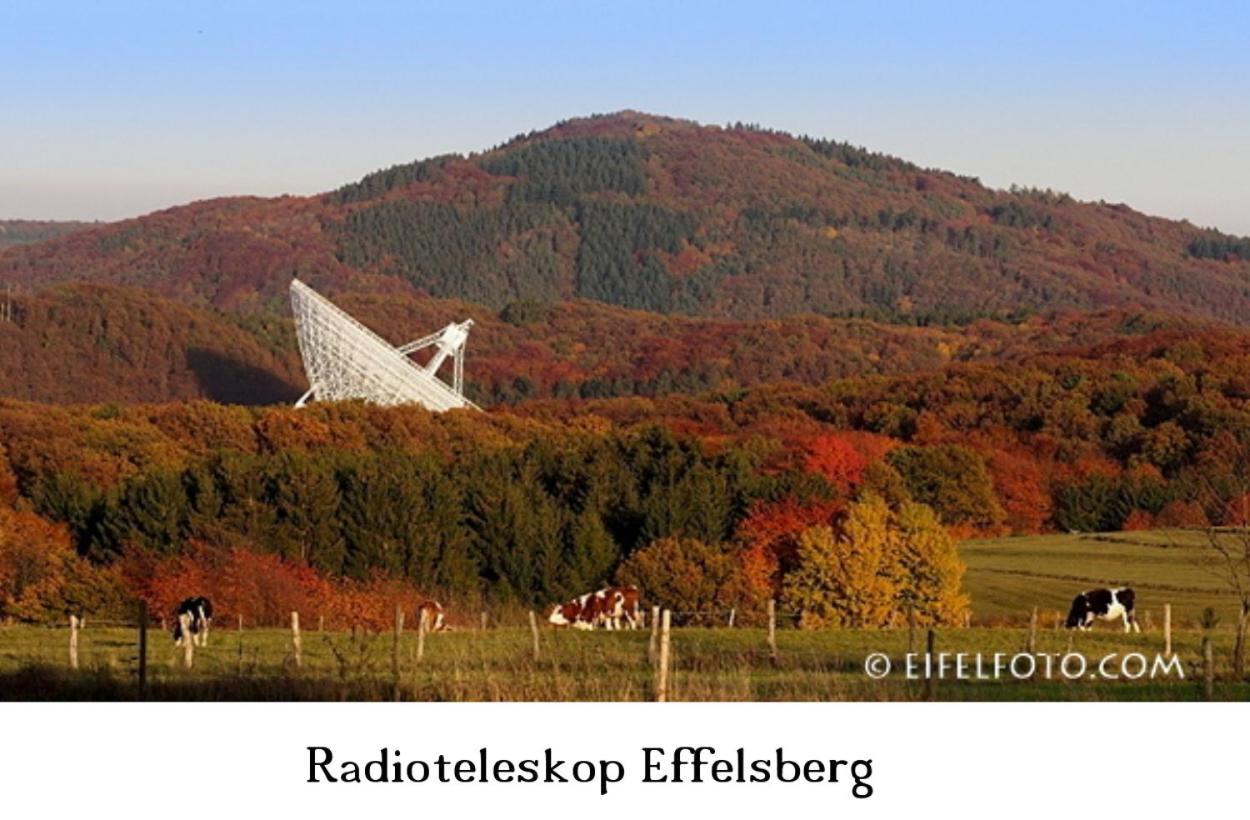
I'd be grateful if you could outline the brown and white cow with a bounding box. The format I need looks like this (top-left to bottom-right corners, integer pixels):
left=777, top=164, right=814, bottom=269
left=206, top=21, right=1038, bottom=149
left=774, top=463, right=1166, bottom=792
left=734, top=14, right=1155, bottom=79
left=547, top=586, right=641, bottom=630
left=415, top=599, right=447, bottom=632
left=597, top=585, right=641, bottom=630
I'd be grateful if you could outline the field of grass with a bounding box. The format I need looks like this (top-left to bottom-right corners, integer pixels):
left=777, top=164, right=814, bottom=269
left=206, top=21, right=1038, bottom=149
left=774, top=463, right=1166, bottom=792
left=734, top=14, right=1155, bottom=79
left=0, top=620, right=1245, bottom=701
left=960, top=528, right=1243, bottom=625
left=1, top=529, right=1247, bottom=701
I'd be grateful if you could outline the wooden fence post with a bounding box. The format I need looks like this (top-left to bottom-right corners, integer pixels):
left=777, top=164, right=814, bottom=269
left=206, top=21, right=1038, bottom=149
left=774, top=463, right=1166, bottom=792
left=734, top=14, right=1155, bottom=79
left=237, top=613, right=243, bottom=632
left=137, top=600, right=148, bottom=698
left=528, top=611, right=541, bottom=660
left=655, top=609, right=672, bottom=702
left=1026, top=607, right=1039, bottom=681
left=727, top=608, right=736, bottom=628
left=1202, top=636, right=1215, bottom=701
left=179, top=613, right=194, bottom=669
left=291, top=611, right=303, bottom=669
left=648, top=605, right=660, bottom=663
left=1163, top=604, right=1172, bottom=658
left=69, top=615, right=80, bottom=671
left=480, top=611, right=488, bottom=631
left=923, top=629, right=937, bottom=702
left=392, top=605, right=405, bottom=681
left=1234, top=606, right=1247, bottom=681
left=318, top=614, right=325, bottom=633
left=416, top=609, right=428, bottom=665
left=767, top=599, right=779, bottom=665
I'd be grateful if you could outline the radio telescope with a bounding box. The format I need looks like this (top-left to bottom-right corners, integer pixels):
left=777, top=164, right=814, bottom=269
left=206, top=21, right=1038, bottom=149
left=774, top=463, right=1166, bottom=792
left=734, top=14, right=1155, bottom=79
left=289, top=279, right=479, bottom=411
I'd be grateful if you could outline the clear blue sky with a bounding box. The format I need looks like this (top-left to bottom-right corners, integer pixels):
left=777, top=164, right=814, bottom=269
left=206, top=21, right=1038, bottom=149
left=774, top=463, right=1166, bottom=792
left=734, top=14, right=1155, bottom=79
left=3, top=0, right=1248, bottom=233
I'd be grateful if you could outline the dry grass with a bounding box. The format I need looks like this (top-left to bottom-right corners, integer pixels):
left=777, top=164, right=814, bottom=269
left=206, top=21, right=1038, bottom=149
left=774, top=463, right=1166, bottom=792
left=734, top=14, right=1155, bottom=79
left=1, top=622, right=1246, bottom=701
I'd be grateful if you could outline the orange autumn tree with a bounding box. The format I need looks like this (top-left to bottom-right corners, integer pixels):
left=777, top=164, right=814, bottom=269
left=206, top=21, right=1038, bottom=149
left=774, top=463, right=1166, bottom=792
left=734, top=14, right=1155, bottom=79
left=801, top=431, right=896, bottom=492
left=0, top=442, right=18, bottom=507
left=983, top=448, right=1051, bottom=534
left=737, top=498, right=842, bottom=595
left=804, top=434, right=869, bottom=490
left=1222, top=493, right=1250, bottom=527
left=0, top=507, right=126, bottom=621
left=1155, top=499, right=1210, bottom=528
left=0, top=507, right=71, bottom=620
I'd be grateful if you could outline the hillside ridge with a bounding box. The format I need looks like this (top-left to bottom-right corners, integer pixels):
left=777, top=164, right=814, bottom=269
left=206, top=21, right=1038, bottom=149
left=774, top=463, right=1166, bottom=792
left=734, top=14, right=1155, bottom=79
left=2, top=111, right=1247, bottom=324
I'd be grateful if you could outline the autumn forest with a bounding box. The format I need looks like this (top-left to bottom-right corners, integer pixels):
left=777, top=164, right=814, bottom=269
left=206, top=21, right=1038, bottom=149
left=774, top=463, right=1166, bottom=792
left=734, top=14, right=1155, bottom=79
left=4, top=111, right=1250, bottom=629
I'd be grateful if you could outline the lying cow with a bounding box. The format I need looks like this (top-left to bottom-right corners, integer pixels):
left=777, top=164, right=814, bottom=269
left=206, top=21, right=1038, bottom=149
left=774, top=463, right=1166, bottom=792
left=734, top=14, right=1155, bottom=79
left=415, top=599, right=447, bottom=632
left=172, top=596, right=213, bottom=647
left=1065, top=587, right=1139, bottom=633
left=547, top=586, right=641, bottom=630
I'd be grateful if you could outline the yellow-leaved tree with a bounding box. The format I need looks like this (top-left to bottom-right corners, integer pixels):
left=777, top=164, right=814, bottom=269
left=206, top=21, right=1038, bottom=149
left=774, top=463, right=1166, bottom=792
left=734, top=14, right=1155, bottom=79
left=894, top=500, right=970, bottom=626
left=781, top=494, right=968, bottom=628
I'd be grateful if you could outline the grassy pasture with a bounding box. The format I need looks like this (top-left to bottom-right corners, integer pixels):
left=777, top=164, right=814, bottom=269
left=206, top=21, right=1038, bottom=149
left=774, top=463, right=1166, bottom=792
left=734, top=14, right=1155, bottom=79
left=0, top=622, right=1245, bottom=701
left=960, top=529, right=1244, bottom=624
left=0, top=529, right=1246, bottom=701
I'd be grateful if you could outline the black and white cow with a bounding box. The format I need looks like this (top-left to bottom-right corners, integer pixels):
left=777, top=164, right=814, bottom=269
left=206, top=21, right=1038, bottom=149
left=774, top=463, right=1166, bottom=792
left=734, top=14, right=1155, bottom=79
left=172, top=596, right=214, bottom=647
left=1065, top=587, right=1139, bottom=632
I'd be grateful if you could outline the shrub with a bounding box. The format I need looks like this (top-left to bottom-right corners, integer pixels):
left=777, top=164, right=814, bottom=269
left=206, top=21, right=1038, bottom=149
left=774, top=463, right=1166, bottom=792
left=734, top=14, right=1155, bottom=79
left=1154, top=499, right=1210, bottom=528
left=130, top=544, right=332, bottom=627
left=616, top=537, right=760, bottom=624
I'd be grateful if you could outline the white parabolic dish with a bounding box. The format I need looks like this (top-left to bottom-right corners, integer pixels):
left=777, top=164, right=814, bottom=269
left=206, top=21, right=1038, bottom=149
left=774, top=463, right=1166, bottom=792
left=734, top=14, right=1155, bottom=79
left=289, top=278, right=479, bottom=411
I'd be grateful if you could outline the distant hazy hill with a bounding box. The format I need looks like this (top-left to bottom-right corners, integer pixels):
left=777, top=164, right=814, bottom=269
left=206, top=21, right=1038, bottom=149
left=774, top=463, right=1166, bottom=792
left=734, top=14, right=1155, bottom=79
left=0, top=219, right=93, bottom=248
left=3, top=111, right=1249, bottom=324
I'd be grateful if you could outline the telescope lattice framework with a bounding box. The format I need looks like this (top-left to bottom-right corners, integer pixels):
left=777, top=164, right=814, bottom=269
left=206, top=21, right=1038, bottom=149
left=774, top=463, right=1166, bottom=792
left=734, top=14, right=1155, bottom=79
left=289, top=279, right=479, bottom=411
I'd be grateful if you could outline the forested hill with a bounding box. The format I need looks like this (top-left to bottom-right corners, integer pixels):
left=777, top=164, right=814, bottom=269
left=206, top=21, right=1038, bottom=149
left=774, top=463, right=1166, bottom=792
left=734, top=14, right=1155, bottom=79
left=0, top=281, right=1201, bottom=405
left=3, top=111, right=1249, bottom=325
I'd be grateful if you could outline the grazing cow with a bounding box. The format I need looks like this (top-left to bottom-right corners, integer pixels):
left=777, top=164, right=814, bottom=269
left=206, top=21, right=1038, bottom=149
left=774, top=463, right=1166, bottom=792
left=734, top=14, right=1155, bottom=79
left=547, top=590, right=602, bottom=631
left=172, top=596, right=213, bottom=647
left=1065, top=587, right=1139, bottom=632
left=596, top=585, right=642, bottom=630
left=547, top=586, right=642, bottom=630
left=415, top=599, right=447, bottom=632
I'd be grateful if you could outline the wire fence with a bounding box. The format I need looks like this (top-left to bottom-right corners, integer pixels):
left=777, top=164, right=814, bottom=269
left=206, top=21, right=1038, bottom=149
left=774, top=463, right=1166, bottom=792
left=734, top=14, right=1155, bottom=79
left=3, top=599, right=1244, bottom=700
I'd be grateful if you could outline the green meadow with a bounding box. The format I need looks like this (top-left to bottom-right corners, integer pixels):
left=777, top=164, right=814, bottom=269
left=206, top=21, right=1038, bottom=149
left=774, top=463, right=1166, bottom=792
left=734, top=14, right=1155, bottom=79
left=1, top=529, right=1246, bottom=701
